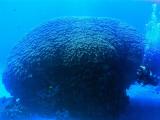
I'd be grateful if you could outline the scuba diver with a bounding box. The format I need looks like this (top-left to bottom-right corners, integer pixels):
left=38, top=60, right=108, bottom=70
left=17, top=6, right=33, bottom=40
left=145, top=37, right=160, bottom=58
left=136, top=65, right=160, bottom=86
left=136, top=3, right=160, bottom=87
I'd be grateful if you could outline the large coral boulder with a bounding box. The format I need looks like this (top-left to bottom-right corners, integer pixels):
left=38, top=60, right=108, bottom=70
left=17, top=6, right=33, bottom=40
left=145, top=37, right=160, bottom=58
left=3, top=17, right=144, bottom=118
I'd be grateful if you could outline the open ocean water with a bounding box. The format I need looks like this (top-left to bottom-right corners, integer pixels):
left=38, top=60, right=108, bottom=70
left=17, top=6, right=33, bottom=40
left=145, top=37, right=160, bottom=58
left=1, top=0, right=160, bottom=120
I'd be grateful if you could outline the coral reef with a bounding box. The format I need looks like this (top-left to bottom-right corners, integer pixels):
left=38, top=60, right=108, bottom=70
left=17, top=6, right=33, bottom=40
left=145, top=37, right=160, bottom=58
left=2, top=17, right=144, bottom=119
left=0, top=97, right=27, bottom=120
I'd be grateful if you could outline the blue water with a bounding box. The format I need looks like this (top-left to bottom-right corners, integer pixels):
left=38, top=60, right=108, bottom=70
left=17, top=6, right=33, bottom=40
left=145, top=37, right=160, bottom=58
left=0, top=0, right=160, bottom=120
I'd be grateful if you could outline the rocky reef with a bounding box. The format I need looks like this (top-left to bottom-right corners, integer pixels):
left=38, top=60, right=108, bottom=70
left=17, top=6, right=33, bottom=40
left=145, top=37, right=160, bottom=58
left=2, top=17, right=144, bottom=119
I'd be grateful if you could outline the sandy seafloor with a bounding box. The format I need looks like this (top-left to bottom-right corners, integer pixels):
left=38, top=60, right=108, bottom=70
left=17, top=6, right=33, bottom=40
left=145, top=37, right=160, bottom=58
left=1, top=68, right=160, bottom=120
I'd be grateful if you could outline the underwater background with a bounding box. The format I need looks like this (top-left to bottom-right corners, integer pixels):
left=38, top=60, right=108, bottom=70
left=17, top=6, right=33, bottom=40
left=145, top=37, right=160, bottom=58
left=0, top=0, right=160, bottom=120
